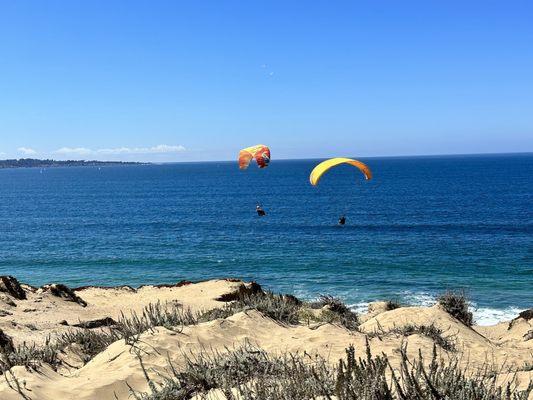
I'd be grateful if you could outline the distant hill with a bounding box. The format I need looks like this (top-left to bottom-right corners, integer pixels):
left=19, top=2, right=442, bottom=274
left=0, top=158, right=147, bottom=169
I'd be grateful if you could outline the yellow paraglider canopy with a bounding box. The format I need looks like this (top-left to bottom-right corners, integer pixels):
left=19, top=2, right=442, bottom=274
left=309, top=157, right=372, bottom=186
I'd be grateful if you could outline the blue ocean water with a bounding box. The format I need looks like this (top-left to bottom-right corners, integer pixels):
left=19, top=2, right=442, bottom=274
left=0, top=154, right=531, bottom=324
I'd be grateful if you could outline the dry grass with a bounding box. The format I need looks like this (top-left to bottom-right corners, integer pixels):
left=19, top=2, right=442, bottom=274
left=0, top=288, right=530, bottom=399
left=0, top=292, right=306, bottom=374
left=56, top=329, right=120, bottom=363
left=130, top=342, right=532, bottom=400
left=0, top=338, right=60, bottom=372
left=366, top=323, right=456, bottom=352
left=0, top=301, right=199, bottom=373
left=115, top=301, right=198, bottom=342
left=391, top=324, right=456, bottom=352
left=0, top=290, right=465, bottom=375
left=2, top=287, right=526, bottom=400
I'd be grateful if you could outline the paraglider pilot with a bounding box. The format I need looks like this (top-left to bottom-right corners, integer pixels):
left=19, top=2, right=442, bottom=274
left=256, top=204, right=266, bottom=216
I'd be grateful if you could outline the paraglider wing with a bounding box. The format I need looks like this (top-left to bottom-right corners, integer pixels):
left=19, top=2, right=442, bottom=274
left=309, top=157, right=372, bottom=186
left=238, top=149, right=254, bottom=169
left=239, top=144, right=271, bottom=169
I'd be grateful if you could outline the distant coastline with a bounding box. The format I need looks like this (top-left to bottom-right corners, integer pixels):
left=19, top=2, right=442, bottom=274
left=0, top=158, right=148, bottom=169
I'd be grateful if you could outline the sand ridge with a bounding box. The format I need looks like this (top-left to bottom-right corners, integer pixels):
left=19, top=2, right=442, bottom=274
left=0, top=278, right=531, bottom=400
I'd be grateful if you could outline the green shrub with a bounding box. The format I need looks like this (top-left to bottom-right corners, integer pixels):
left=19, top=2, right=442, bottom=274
left=232, top=291, right=302, bottom=325
left=437, top=290, right=473, bottom=326
left=315, top=295, right=359, bottom=330
left=385, top=299, right=402, bottom=311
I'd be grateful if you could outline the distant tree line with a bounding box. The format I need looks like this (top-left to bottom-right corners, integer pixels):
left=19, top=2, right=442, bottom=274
left=0, top=158, right=146, bottom=169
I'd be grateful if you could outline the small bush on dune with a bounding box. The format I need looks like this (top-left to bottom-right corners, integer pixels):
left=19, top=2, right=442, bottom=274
left=56, top=329, right=119, bottom=363
left=437, top=290, right=473, bottom=326
left=315, top=295, right=359, bottom=330
left=392, top=324, right=456, bottom=352
left=320, top=308, right=359, bottom=331
left=1, top=329, right=124, bottom=372
left=316, top=294, right=350, bottom=313
left=385, top=299, right=402, bottom=311
left=232, top=291, right=302, bottom=325
left=508, top=309, right=533, bottom=331
left=115, top=301, right=198, bottom=341
left=366, top=323, right=456, bottom=352
left=0, top=339, right=59, bottom=372
left=197, top=305, right=236, bottom=322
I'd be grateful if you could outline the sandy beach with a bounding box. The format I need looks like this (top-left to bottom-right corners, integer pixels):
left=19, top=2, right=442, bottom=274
left=0, top=276, right=530, bottom=399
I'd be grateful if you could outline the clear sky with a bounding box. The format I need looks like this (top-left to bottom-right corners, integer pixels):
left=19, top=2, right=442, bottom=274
left=1, top=1, right=532, bottom=162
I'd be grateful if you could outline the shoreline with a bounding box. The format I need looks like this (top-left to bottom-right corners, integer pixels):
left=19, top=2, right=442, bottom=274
left=1, top=275, right=526, bottom=327
left=71, top=283, right=531, bottom=327
left=349, top=299, right=526, bottom=327
left=1, top=275, right=529, bottom=342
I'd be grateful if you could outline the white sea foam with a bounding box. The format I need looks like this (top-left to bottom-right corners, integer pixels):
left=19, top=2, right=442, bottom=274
left=348, top=302, right=371, bottom=314
left=286, top=288, right=523, bottom=326
left=401, top=291, right=436, bottom=307
left=350, top=292, right=524, bottom=326
left=471, top=306, right=524, bottom=326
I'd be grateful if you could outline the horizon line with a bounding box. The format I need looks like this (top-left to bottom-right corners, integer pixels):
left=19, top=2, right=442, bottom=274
left=1, top=151, right=531, bottom=165
left=151, top=151, right=533, bottom=164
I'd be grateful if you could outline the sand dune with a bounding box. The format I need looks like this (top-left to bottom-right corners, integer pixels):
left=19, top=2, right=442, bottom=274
left=0, top=277, right=531, bottom=399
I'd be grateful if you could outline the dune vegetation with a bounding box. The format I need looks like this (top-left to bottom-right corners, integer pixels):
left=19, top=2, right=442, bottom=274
left=0, top=277, right=531, bottom=399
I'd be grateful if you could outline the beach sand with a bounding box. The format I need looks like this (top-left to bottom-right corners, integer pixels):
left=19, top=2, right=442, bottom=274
left=0, top=276, right=531, bottom=399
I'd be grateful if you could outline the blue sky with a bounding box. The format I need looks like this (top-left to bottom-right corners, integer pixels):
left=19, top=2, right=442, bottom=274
left=0, top=1, right=532, bottom=161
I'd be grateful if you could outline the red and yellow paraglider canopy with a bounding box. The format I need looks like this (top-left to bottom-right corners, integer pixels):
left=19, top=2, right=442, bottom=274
left=238, top=144, right=271, bottom=169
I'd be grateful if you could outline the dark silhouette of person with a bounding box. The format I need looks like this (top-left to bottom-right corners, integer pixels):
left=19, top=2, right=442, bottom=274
left=338, top=215, right=346, bottom=225
left=256, top=205, right=266, bottom=216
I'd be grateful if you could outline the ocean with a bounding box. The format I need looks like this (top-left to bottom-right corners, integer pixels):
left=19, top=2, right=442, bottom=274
left=0, top=154, right=531, bottom=325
